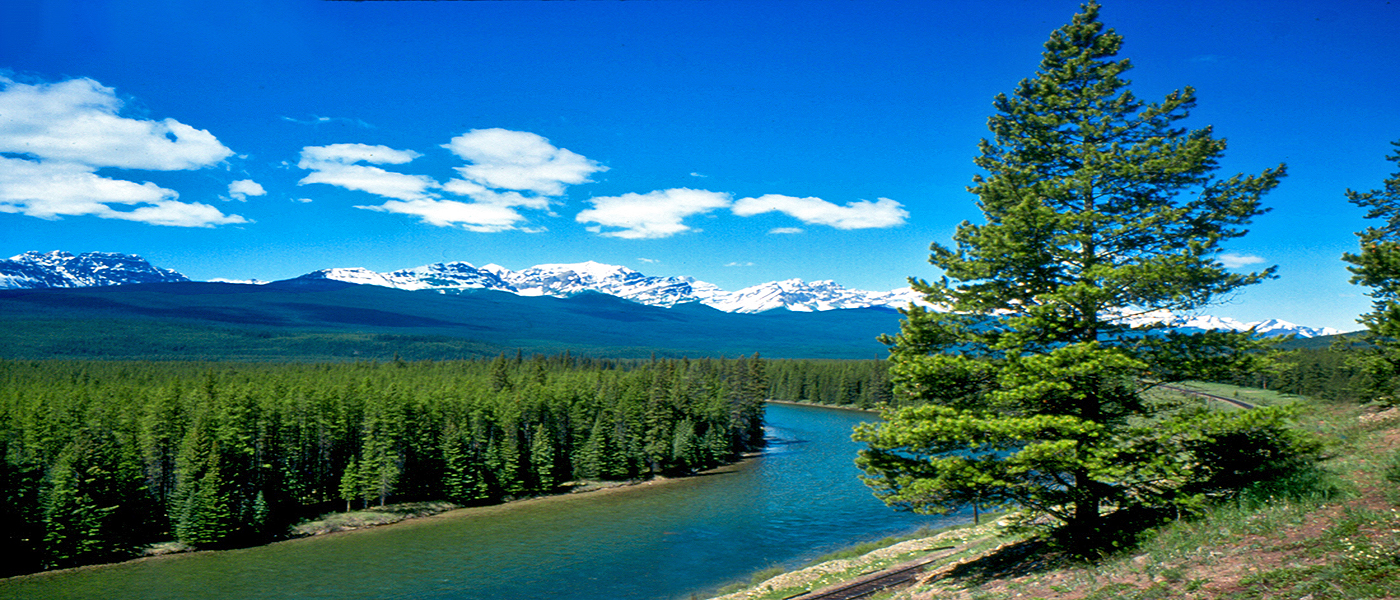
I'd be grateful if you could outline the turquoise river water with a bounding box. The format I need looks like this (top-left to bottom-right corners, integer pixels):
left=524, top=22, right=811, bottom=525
left=1, top=402, right=964, bottom=600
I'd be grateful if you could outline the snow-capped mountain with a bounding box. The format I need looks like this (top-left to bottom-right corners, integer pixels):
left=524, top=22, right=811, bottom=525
left=0, top=250, right=1343, bottom=338
left=1185, top=317, right=1339, bottom=339
left=495, top=261, right=724, bottom=307
left=299, top=262, right=512, bottom=291
left=0, top=250, right=189, bottom=289
left=299, top=260, right=912, bottom=313
left=302, top=260, right=1342, bottom=337
left=1111, top=310, right=1341, bottom=339
left=703, top=278, right=925, bottom=313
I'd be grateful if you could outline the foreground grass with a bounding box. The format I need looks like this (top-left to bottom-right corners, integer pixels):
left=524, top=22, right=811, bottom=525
left=710, top=385, right=1400, bottom=600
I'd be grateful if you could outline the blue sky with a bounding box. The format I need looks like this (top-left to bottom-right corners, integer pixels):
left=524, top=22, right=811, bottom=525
left=1, top=0, right=1397, bottom=332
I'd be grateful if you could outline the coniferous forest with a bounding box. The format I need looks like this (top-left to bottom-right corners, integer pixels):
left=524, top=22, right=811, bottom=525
left=0, top=354, right=838, bottom=576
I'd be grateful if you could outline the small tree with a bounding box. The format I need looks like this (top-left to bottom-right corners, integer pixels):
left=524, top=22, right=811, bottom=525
left=1342, top=140, right=1400, bottom=406
left=855, top=2, right=1296, bottom=550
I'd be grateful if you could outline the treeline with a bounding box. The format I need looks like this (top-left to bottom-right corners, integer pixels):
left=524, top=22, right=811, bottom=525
left=0, top=355, right=768, bottom=575
left=765, top=359, right=893, bottom=408
left=1220, top=346, right=1374, bottom=402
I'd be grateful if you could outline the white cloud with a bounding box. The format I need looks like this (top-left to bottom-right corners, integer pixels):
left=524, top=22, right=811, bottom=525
left=359, top=199, right=527, bottom=232
left=299, top=130, right=600, bottom=232
left=1219, top=253, right=1266, bottom=269
left=0, top=75, right=244, bottom=227
left=576, top=188, right=732, bottom=239
left=637, top=257, right=660, bottom=264
left=725, top=262, right=755, bottom=267
left=0, top=157, right=245, bottom=227
left=292, top=197, right=314, bottom=203
left=297, top=144, right=436, bottom=201
left=300, top=143, right=419, bottom=165
left=440, top=178, right=551, bottom=210
left=731, top=194, right=908, bottom=229
left=228, top=179, right=266, bottom=201
left=442, top=128, right=605, bottom=196
left=0, top=76, right=233, bottom=169
left=769, top=227, right=805, bottom=234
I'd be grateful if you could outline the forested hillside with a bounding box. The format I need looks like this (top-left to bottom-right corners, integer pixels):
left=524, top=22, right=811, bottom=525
left=0, top=356, right=775, bottom=575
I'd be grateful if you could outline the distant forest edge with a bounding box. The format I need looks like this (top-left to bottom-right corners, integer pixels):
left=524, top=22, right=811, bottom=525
left=0, top=355, right=901, bottom=577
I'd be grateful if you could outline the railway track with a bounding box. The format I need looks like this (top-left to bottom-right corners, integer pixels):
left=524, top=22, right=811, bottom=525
left=1158, top=384, right=1256, bottom=410
left=783, top=547, right=958, bottom=600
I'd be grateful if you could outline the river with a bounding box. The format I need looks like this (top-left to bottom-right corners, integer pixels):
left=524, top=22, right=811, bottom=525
left=0, top=402, right=963, bottom=600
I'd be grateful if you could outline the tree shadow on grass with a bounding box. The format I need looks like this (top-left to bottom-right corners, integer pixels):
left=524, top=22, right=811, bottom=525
left=939, top=538, right=1067, bottom=587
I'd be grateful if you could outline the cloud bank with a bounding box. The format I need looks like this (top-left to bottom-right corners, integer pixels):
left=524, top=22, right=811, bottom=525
left=295, top=128, right=906, bottom=239
left=298, top=129, right=604, bottom=232
left=0, top=75, right=245, bottom=227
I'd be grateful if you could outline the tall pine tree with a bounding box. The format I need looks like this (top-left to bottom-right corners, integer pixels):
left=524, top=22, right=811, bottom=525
left=1342, top=140, right=1400, bottom=405
left=855, top=2, right=1299, bottom=551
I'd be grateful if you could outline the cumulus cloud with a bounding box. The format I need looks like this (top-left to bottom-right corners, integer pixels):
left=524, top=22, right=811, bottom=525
left=0, top=75, right=244, bottom=227
left=443, top=128, right=605, bottom=196
left=576, top=188, right=732, bottom=239
left=298, top=129, right=602, bottom=232
left=297, top=144, right=436, bottom=201
left=731, top=194, right=908, bottom=229
left=440, top=178, right=551, bottom=210
left=359, top=199, right=527, bottom=232
left=0, top=157, right=246, bottom=227
left=1219, top=253, right=1266, bottom=268
left=769, top=227, right=805, bottom=234
left=228, top=179, right=266, bottom=201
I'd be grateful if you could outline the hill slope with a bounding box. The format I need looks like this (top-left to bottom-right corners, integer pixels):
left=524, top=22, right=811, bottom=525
left=0, top=279, right=900, bottom=360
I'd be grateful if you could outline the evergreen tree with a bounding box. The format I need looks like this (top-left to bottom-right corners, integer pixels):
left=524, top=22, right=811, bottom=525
left=41, top=429, right=149, bottom=568
left=172, top=417, right=234, bottom=547
left=489, top=353, right=511, bottom=393
left=339, top=455, right=363, bottom=511
left=0, top=441, right=45, bottom=576
left=529, top=422, right=557, bottom=492
left=1342, top=140, right=1400, bottom=406
left=855, top=2, right=1298, bottom=550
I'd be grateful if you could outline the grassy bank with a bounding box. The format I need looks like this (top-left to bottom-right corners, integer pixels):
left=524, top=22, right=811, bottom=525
left=710, top=385, right=1400, bottom=600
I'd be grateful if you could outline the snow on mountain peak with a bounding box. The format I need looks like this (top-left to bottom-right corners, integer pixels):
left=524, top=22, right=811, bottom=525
left=0, top=250, right=1346, bottom=339
left=1, top=250, right=189, bottom=289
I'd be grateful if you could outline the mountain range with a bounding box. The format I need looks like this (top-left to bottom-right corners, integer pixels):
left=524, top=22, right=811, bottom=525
left=2, top=250, right=1343, bottom=339
left=0, top=250, right=189, bottom=289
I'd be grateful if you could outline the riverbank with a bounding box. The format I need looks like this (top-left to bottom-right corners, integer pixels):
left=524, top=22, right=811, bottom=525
left=708, top=514, right=1015, bottom=600
left=765, top=399, right=881, bottom=413
left=5, top=457, right=763, bottom=583
left=710, top=396, right=1400, bottom=600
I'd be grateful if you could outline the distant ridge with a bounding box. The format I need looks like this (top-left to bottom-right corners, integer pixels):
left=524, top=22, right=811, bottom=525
left=0, top=250, right=1343, bottom=338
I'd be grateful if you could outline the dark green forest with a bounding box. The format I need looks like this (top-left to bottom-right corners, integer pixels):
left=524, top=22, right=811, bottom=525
left=0, top=356, right=762, bottom=574
left=0, top=355, right=894, bottom=577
